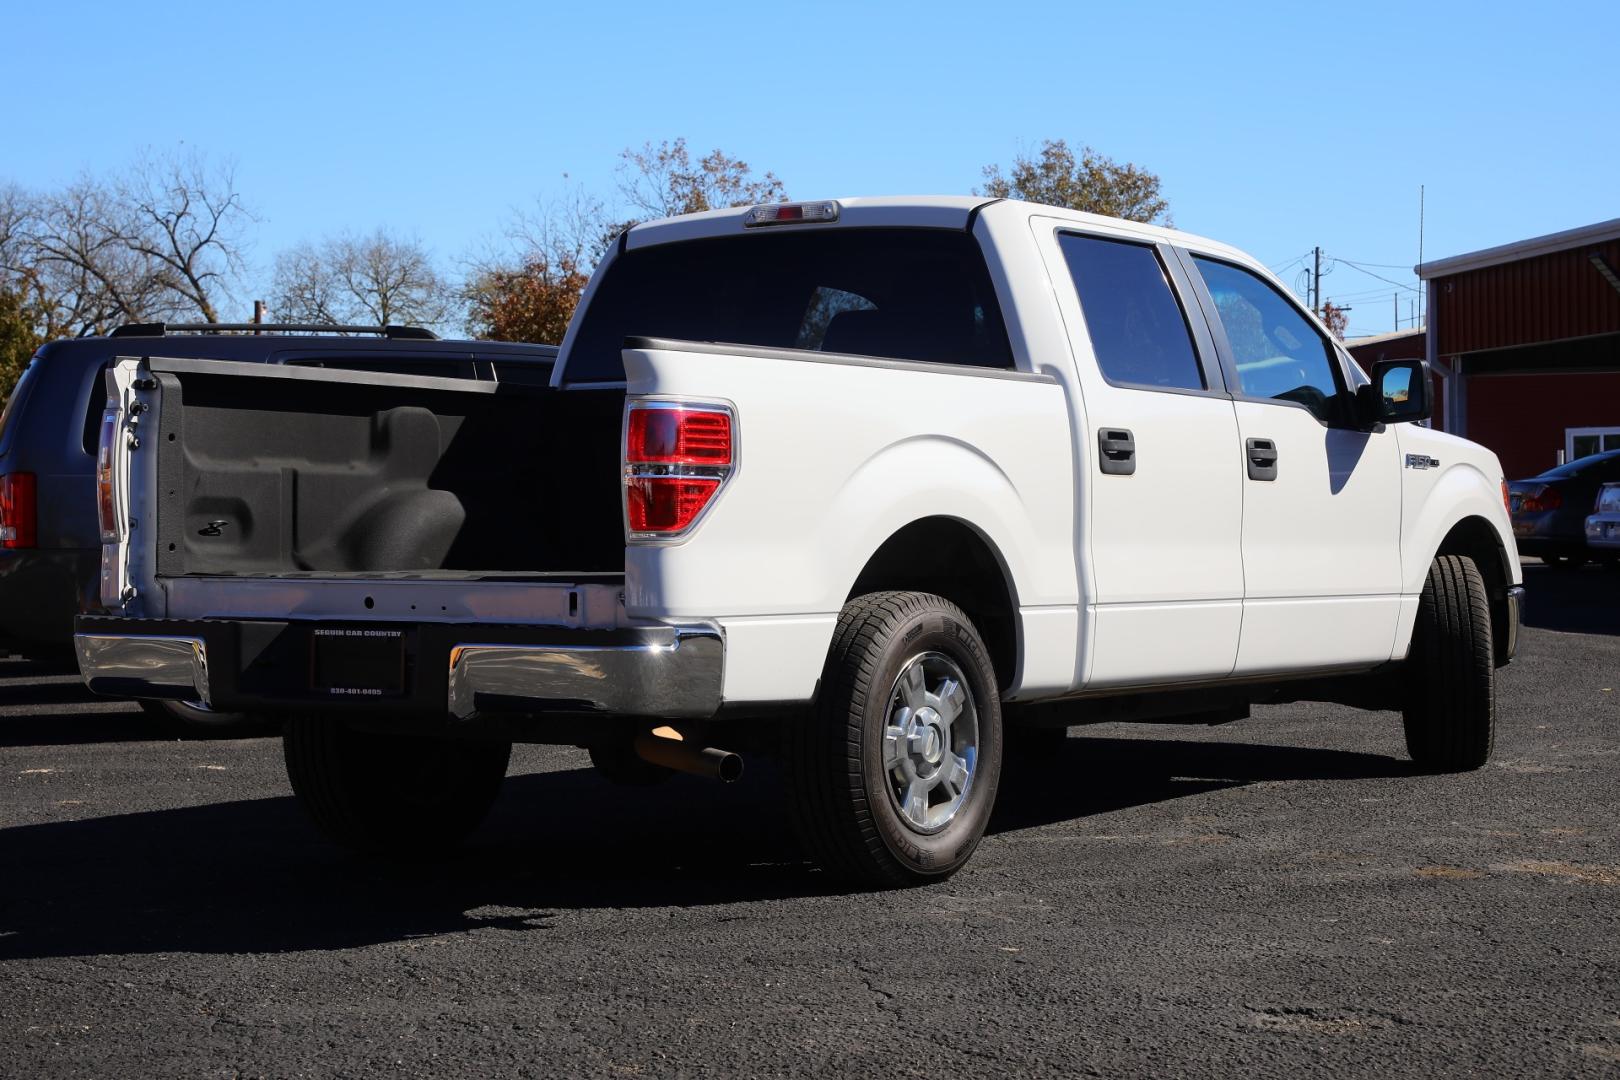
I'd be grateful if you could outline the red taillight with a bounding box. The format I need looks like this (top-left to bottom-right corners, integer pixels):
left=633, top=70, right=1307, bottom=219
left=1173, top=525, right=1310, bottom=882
left=0, top=472, right=37, bottom=549
left=626, top=476, right=722, bottom=533
left=1519, top=485, right=1562, bottom=513
left=1502, top=481, right=1510, bottom=514
left=96, top=411, right=118, bottom=542
left=627, top=407, right=732, bottom=465
left=624, top=404, right=734, bottom=537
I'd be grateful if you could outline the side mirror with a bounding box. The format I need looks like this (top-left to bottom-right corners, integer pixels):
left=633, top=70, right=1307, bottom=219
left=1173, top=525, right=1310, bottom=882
left=1358, top=358, right=1432, bottom=427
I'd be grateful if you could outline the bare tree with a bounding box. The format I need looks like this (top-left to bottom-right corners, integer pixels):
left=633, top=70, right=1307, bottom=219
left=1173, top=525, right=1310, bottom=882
left=271, top=230, right=455, bottom=329
left=267, top=242, right=341, bottom=325
left=7, top=152, right=252, bottom=337
left=24, top=176, right=162, bottom=336
left=617, top=138, right=786, bottom=219
left=120, top=151, right=252, bottom=322
left=505, top=181, right=612, bottom=271
left=464, top=180, right=611, bottom=344
left=0, top=184, right=27, bottom=273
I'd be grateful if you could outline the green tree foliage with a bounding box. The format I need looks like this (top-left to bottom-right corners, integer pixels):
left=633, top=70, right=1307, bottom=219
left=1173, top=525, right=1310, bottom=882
left=980, top=139, right=1171, bottom=225
left=0, top=280, right=43, bottom=407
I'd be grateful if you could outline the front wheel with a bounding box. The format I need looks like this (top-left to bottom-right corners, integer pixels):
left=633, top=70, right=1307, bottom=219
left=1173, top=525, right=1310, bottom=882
left=784, top=591, right=1003, bottom=887
left=1402, top=555, right=1495, bottom=772
left=283, top=717, right=511, bottom=854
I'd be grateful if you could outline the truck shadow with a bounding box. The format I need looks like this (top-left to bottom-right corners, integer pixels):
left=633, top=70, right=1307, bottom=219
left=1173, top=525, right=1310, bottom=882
left=1519, top=562, right=1620, bottom=636
left=0, top=707, right=175, bottom=747
left=0, top=735, right=1407, bottom=961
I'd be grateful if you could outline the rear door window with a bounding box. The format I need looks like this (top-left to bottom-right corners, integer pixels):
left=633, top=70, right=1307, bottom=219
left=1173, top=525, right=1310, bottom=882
left=565, top=228, right=1014, bottom=381
left=1058, top=234, right=1206, bottom=392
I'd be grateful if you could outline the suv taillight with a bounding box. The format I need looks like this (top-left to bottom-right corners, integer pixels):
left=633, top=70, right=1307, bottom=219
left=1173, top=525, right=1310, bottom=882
left=96, top=410, right=118, bottom=543
left=0, top=472, right=36, bottom=549
left=624, top=403, right=734, bottom=537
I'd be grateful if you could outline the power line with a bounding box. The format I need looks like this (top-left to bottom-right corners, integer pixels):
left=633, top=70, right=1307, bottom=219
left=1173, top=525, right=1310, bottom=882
left=1330, top=258, right=1422, bottom=293
left=1325, top=286, right=1413, bottom=303
left=1330, top=257, right=1416, bottom=270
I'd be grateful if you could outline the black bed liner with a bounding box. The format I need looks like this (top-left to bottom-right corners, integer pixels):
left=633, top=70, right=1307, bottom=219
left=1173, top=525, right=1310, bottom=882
left=141, top=357, right=626, bottom=579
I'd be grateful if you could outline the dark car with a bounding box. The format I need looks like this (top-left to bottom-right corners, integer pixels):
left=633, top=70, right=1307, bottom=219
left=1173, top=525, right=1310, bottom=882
left=1508, top=448, right=1620, bottom=567
left=0, top=322, right=558, bottom=694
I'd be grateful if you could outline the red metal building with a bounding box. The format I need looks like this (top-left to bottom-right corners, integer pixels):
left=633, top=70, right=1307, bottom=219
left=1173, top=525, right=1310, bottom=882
left=1415, top=218, right=1620, bottom=479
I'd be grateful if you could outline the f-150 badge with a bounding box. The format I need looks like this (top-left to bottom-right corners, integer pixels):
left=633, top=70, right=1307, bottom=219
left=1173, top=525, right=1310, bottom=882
left=1405, top=454, right=1440, bottom=470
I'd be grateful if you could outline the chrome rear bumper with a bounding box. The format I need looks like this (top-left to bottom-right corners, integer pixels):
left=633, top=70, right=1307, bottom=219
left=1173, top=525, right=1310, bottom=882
left=74, top=621, right=723, bottom=720
left=76, top=633, right=210, bottom=702
left=447, top=628, right=723, bottom=719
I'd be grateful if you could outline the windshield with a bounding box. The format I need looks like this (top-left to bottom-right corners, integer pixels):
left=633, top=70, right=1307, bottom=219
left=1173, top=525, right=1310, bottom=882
left=563, top=227, right=1013, bottom=382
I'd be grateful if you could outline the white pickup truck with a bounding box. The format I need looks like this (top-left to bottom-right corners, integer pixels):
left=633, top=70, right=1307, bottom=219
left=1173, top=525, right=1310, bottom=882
left=77, top=196, right=1522, bottom=885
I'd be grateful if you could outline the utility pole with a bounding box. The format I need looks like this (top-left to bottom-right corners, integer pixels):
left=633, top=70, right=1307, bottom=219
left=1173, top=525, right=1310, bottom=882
left=1394, top=292, right=1399, bottom=331
left=1417, top=184, right=1425, bottom=325
left=1312, top=247, right=1322, bottom=317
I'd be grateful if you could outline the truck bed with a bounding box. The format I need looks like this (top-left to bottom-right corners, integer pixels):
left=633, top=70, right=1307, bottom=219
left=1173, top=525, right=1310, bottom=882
left=141, top=357, right=625, bottom=580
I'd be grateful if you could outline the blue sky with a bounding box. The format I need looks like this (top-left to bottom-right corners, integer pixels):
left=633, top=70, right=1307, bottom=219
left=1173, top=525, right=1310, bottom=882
left=8, top=0, right=1613, bottom=338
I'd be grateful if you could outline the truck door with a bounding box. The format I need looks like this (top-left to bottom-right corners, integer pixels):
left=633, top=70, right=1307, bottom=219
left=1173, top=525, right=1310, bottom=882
left=1035, top=221, right=1245, bottom=688
left=1176, top=252, right=1403, bottom=674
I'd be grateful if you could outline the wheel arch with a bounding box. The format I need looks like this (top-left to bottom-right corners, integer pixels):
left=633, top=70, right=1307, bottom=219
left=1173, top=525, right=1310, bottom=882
left=1433, top=514, right=1517, bottom=666
left=846, top=516, right=1020, bottom=691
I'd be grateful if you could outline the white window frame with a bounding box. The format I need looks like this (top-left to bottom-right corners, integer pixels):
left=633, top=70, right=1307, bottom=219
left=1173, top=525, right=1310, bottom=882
left=1566, top=425, right=1620, bottom=462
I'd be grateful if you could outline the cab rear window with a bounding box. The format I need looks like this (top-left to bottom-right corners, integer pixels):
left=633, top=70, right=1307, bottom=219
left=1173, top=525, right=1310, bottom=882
left=564, top=228, right=1013, bottom=382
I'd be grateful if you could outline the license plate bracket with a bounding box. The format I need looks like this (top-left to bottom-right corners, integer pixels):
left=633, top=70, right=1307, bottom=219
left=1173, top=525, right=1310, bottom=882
left=309, top=627, right=406, bottom=697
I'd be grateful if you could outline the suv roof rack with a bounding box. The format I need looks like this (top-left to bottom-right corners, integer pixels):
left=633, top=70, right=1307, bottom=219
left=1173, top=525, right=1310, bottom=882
left=109, top=322, right=438, bottom=340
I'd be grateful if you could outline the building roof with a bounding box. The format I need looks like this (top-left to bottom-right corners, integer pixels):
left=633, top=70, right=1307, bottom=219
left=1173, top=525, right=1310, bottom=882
left=1417, top=218, right=1620, bottom=280
left=1344, top=328, right=1426, bottom=349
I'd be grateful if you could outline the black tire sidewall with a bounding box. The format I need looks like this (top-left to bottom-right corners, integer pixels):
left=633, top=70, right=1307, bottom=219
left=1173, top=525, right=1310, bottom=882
left=856, top=607, right=1002, bottom=878
left=1404, top=555, right=1495, bottom=771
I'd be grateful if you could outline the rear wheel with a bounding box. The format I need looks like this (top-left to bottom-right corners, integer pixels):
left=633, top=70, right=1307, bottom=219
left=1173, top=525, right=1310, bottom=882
left=1402, top=555, right=1495, bottom=772
left=283, top=717, right=511, bottom=854
left=784, top=591, right=1002, bottom=887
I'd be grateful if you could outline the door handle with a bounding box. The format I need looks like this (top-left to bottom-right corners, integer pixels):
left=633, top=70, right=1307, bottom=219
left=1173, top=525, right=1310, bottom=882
left=1098, top=428, right=1136, bottom=476
left=1246, top=437, right=1278, bottom=481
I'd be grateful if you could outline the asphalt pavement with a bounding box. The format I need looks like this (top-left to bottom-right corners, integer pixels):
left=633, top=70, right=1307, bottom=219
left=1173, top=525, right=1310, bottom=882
left=1, top=563, right=1616, bottom=1078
